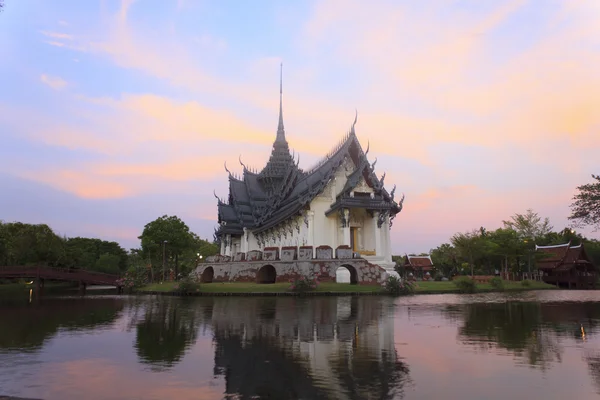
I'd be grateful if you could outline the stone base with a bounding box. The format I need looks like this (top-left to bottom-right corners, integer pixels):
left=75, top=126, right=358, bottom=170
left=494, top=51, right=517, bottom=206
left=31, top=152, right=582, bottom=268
left=194, top=259, right=388, bottom=286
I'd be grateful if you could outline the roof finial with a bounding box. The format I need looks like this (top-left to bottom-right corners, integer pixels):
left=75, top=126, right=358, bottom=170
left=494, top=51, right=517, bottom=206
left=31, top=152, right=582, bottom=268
left=351, top=109, right=357, bottom=135
left=276, top=62, right=286, bottom=143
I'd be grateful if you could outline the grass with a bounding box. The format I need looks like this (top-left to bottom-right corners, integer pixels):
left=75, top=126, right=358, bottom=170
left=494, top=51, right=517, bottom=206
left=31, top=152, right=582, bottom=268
left=138, top=279, right=557, bottom=295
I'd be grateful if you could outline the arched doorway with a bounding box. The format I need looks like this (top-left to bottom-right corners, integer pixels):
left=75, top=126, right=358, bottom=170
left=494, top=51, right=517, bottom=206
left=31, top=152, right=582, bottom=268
left=200, top=267, right=214, bottom=283
left=257, top=265, right=277, bottom=284
left=336, top=265, right=358, bottom=284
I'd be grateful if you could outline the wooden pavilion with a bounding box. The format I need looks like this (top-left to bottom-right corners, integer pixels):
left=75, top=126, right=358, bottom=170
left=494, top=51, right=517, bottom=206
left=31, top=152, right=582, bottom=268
left=403, top=255, right=434, bottom=280
left=535, top=242, right=597, bottom=289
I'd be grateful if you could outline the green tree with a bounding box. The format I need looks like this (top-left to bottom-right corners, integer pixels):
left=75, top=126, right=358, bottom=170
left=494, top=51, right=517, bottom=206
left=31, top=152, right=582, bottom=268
left=138, top=215, right=196, bottom=281
left=569, top=174, right=600, bottom=231
left=502, top=209, right=553, bottom=240
left=94, top=253, right=121, bottom=274
left=502, top=210, right=553, bottom=276
left=451, top=229, right=495, bottom=277
left=488, top=228, right=521, bottom=277
left=0, top=222, right=64, bottom=266
left=62, top=237, right=128, bottom=272
left=430, top=243, right=459, bottom=277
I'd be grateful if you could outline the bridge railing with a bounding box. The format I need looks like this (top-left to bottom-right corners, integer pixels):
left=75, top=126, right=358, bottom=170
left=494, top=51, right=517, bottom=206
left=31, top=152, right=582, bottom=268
left=0, top=266, right=121, bottom=285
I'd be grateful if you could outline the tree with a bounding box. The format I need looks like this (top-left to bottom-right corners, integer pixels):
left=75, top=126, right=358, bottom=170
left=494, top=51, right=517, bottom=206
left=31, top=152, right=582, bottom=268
left=94, top=253, right=121, bottom=274
left=430, top=243, right=459, bottom=277
left=0, top=222, right=64, bottom=266
left=451, top=230, right=491, bottom=277
left=569, top=174, right=600, bottom=231
left=488, top=228, right=521, bottom=277
left=138, top=215, right=196, bottom=281
left=503, top=209, right=553, bottom=240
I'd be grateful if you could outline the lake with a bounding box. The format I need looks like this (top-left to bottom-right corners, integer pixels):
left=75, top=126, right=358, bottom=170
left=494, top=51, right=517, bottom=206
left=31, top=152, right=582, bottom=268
left=1, top=290, right=599, bottom=399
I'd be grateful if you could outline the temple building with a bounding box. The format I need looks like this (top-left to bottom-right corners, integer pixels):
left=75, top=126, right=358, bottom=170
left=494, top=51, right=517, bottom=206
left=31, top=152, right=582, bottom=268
left=403, top=254, right=434, bottom=279
left=214, top=70, right=403, bottom=271
left=535, top=242, right=597, bottom=289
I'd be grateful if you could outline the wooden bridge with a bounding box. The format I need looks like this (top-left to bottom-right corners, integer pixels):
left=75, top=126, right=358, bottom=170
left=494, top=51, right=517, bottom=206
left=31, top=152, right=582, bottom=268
left=0, top=266, right=121, bottom=287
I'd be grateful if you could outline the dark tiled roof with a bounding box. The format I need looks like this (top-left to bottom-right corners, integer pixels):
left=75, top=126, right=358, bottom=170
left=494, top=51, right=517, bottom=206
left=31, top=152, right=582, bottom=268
left=536, top=242, right=594, bottom=271
left=215, top=108, right=403, bottom=238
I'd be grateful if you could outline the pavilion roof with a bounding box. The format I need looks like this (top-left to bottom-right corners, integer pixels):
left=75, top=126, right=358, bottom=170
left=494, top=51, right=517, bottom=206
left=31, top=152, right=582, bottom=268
left=404, top=255, right=434, bottom=269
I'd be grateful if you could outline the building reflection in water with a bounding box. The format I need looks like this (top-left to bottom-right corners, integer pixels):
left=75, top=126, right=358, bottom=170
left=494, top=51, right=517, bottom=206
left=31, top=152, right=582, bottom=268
left=134, top=296, right=411, bottom=399
left=210, top=296, right=411, bottom=400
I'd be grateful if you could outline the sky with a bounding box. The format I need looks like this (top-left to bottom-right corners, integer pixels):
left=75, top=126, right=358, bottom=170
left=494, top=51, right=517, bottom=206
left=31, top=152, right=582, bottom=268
left=1, top=0, right=599, bottom=254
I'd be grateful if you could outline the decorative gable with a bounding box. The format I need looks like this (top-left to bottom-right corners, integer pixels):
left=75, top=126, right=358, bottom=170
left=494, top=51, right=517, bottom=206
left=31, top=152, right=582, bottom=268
left=353, top=176, right=373, bottom=194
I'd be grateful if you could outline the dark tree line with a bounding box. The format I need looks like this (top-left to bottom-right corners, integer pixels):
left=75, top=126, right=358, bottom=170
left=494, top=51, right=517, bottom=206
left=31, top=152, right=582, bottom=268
left=0, top=215, right=219, bottom=278
left=396, top=209, right=600, bottom=278
left=0, top=221, right=128, bottom=274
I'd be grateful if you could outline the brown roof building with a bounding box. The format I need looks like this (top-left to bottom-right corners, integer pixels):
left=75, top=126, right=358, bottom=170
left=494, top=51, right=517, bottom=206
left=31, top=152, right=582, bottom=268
left=535, top=242, right=597, bottom=289
left=403, top=255, right=434, bottom=278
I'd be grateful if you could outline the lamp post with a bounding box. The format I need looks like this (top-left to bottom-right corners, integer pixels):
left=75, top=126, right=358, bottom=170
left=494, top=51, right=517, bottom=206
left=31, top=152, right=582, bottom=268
left=162, top=240, right=168, bottom=282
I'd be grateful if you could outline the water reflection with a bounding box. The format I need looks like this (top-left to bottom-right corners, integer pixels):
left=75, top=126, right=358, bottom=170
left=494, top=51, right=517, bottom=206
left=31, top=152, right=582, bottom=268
left=208, top=297, right=411, bottom=399
left=1, top=292, right=600, bottom=399
left=585, top=349, right=600, bottom=395
left=134, top=297, right=200, bottom=370
left=0, top=297, right=124, bottom=351
left=440, top=299, right=600, bottom=371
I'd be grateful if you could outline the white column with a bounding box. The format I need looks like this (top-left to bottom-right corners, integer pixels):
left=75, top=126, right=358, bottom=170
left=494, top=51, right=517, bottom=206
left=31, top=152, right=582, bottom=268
left=383, top=217, right=392, bottom=263
left=220, top=238, right=225, bottom=255
left=225, top=234, right=232, bottom=257
left=241, top=228, right=248, bottom=253
left=341, top=209, right=351, bottom=247
left=374, top=212, right=382, bottom=257
left=307, top=211, right=315, bottom=246
left=357, top=227, right=363, bottom=251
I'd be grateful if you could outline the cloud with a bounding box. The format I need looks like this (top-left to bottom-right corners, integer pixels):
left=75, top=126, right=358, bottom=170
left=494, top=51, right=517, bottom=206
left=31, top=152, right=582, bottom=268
left=40, top=30, right=73, bottom=40
left=40, top=74, right=67, bottom=90
left=8, top=0, right=600, bottom=252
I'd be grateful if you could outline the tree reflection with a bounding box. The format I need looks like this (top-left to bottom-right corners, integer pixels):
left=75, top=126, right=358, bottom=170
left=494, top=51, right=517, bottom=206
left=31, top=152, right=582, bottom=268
left=585, top=350, right=600, bottom=395
left=135, top=297, right=199, bottom=370
left=445, top=301, right=600, bottom=370
left=0, top=297, right=124, bottom=351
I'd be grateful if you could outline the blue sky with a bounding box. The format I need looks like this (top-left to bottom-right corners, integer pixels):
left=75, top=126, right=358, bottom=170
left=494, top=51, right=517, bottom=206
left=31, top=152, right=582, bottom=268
left=1, top=0, right=599, bottom=253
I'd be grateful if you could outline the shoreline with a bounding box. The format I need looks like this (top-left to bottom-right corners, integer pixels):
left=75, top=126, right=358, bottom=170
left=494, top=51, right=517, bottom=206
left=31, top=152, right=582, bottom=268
left=134, top=280, right=560, bottom=297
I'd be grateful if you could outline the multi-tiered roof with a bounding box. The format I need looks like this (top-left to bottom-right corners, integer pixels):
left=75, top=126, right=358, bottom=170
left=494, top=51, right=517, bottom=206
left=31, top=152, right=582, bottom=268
left=214, top=70, right=404, bottom=240
left=535, top=242, right=594, bottom=272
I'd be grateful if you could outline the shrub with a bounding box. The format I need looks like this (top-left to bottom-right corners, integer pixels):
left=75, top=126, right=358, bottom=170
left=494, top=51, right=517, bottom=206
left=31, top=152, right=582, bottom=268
left=289, top=275, right=319, bottom=293
left=116, top=269, right=148, bottom=291
left=434, top=272, right=444, bottom=282
left=489, top=277, right=504, bottom=290
left=383, top=275, right=415, bottom=296
left=521, top=279, right=532, bottom=287
left=174, top=275, right=200, bottom=293
left=453, top=277, right=477, bottom=293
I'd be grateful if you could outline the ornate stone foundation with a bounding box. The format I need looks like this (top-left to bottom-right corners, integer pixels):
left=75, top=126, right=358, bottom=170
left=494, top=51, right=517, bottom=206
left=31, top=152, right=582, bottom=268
left=194, top=245, right=391, bottom=285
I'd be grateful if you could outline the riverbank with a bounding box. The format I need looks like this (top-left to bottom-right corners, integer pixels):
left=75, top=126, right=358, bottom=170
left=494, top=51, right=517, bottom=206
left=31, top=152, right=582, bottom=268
left=136, top=280, right=557, bottom=296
